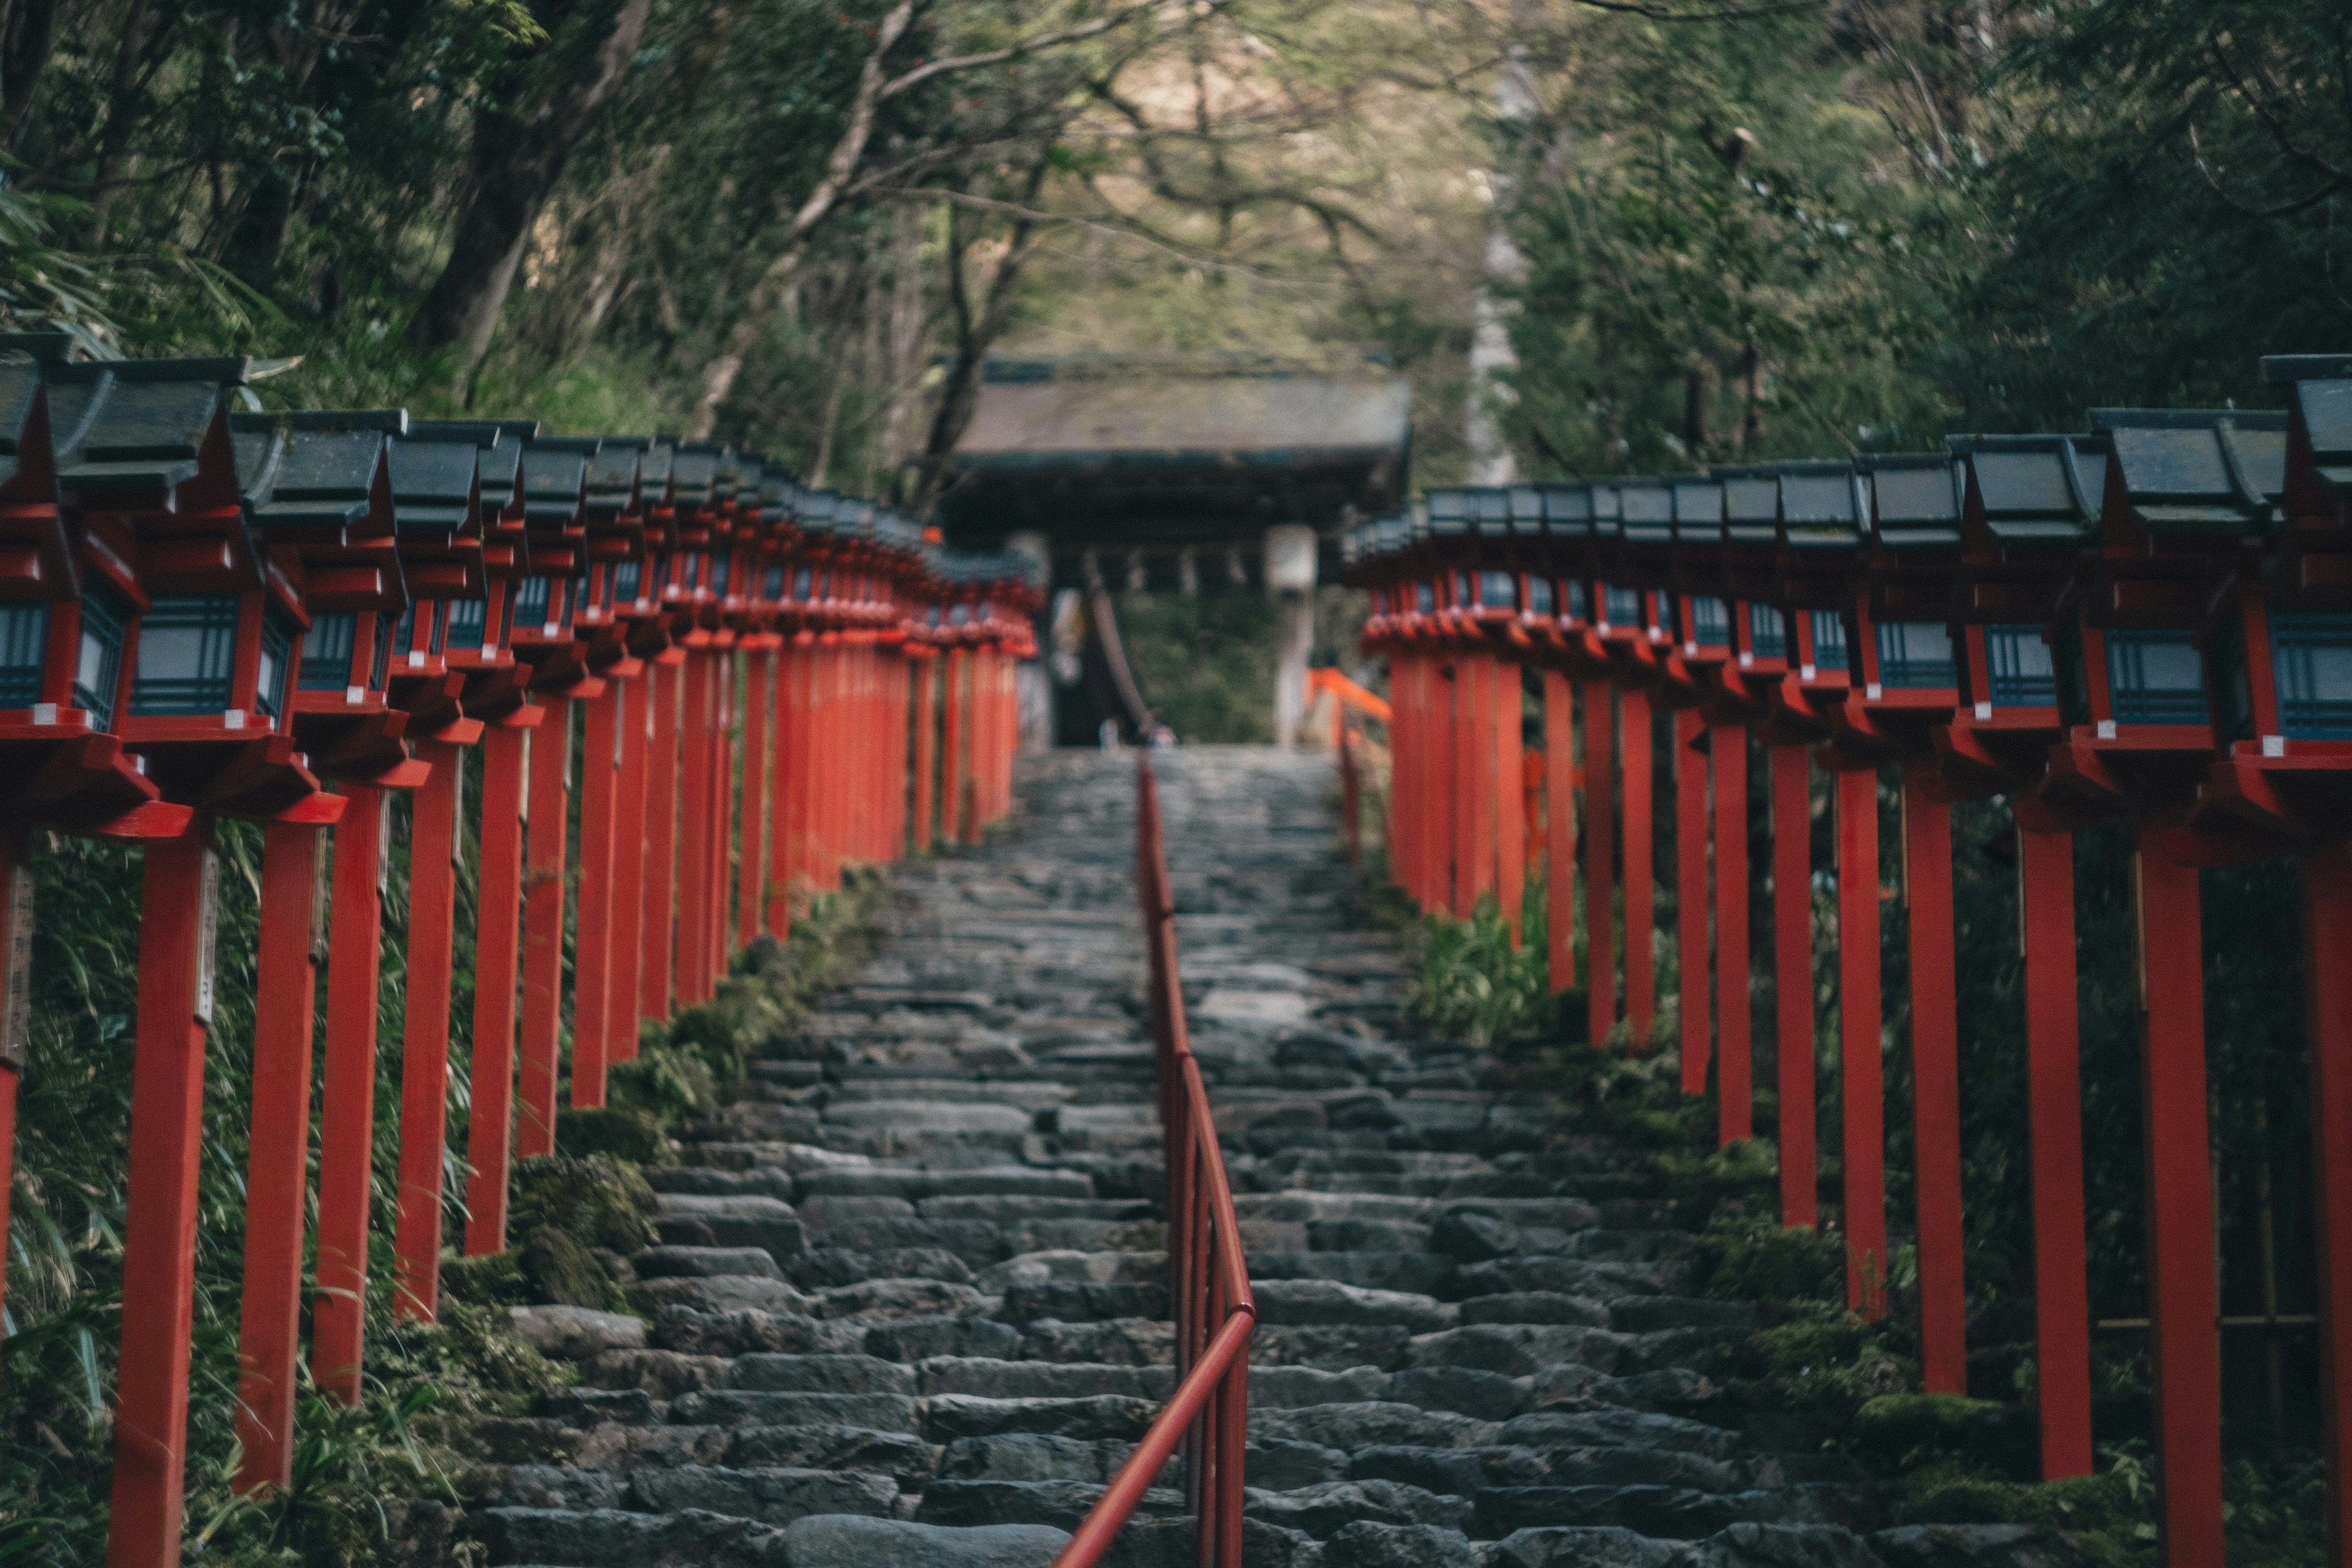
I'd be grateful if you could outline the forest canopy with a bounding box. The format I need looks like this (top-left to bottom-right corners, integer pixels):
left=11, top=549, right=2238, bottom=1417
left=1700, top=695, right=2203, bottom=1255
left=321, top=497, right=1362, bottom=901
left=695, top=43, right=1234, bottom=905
left=0, top=0, right=2342, bottom=489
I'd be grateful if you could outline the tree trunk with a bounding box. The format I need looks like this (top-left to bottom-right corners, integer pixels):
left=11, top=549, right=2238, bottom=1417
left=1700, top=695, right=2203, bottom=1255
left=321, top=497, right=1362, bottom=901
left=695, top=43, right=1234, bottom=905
left=405, top=0, right=653, bottom=368
left=85, top=0, right=154, bottom=243
left=0, top=0, right=58, bottom=146
left=910, top=167, right=1050, bottom=517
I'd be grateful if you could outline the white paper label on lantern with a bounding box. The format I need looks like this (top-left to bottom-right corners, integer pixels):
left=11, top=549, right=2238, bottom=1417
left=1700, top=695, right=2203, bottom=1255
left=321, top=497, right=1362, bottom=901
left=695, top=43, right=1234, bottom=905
left=1975, top=701, right=1992, bottom=720
left=194, top=847, right=221, bottom=1025
left=1, top=858, right=33, bottom=1071
left=29, top=703, right=55, bottom=726
left=1866, top=682, right=1883, bottom=699
left=2097, top=720, right=2117, bottom=740
left=1800, top=663, right=1815, bottom=680
left=1738, top=652, right=1754, bottom=668
left=409, top=650, right=426, bottom=668
left=223, top=709, right=246, bottom=730
left=346, top=685, right=364, bottom=704
left=1685, top=641, right=1698, bottom=656
left=2264, top=734, right=2286, bottom=757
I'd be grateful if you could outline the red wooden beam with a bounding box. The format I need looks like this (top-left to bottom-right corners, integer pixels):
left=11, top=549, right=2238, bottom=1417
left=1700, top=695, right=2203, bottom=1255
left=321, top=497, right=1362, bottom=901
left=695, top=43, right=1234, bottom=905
left=941, top=647, right=967, bottom=849
left=740, top=646, right=772, bottom=946
left=1583, top=681, right=1616, bottom=1044
left=1493, top=660, right=1523, bottom=937
left=1902, top=772, right=1966, bottom=1392
left=1773, top=744, right=1816, bottom=1227
left=107, top=817, right=217, bottom=1568
left=1834, top=764, right=1887, bottom=1319
left=676, top=650, right=711, bottom=1005
left=770, top=642, right=807, bottom=928
left=314, top=785, right=386, bottom=1405
left=1621, top=688, right=1655, bottom=1046
left=703, top=650, right=733, bottom=983
left=2304, top=844, right=2352, bottom=1568
left=2018, top=820, right=2094, bottom=1479
left=572, top=685, right=619, bottom=1108
left=641, top=650, right=682, bottom=1023
left=2136, top=835, right=2225, bottom=1567
left=464, top=714, right=533, bottom=1256
left=393, top=741, right=464, bottom=1324
left=1713, top=725, right=1752, bottom=1145
left=608, top=672, right=649, bottom=1061
left=1464, top=657, right=1493, bottom=917
left=1544, top=671, right=1577, bottom=993
left=1676, top=709, right=1709, bottom=1090
left=232, top=821, right=323, bottom=1494
left=517, top=709, right=570, bottom=1159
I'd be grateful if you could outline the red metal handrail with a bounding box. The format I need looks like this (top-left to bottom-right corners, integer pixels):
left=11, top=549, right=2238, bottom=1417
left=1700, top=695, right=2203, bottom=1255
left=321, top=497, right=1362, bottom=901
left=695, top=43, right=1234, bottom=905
left=1054, top=758, right=1254, bottom=1568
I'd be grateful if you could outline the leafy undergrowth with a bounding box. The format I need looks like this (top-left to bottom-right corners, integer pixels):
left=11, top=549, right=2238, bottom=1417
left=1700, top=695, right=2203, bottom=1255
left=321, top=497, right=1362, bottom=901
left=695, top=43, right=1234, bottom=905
left=0, top=824, right=885, bottom=1567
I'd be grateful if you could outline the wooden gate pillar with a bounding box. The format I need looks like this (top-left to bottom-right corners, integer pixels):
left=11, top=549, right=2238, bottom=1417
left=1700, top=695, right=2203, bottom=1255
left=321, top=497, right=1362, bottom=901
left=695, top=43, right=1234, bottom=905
left=1902, top=772, right=1966, bottom=1391
left=314, top=786, right=387, bottom=1405
left=1621, top=687, right=1655, bottom=1044
left=1712, top=725, right=1752, bottom=1144
left=233, top=818, right=330, bottom=1493
left=464, top=711, right=535, bottom=1255
left=517, top=705, right=571, bottom=1158
left=608, top=670, right=649, bottom=1062
left=1834, top=764, right=1887, bottom=1318
left=107, top=817, right=218, bottom=1568
left=1583, top=681, right=1616, bottom=1043
left=2136, top=835, right=2225, bottom=1567
left=1491, top=659, right=1523, bottom=935
left=572, top=684, right=620, bottom=1107
left=1545, top=671, right=1577, bottom=991
left=2305, top=843, right=2352, bottom=1568
left=2018, top=819, right=2094, bottom=1479
left=1675, top=709, right=1709, bottom=1087
left=393, top=740, right=466, bottom=1323
left=1772, top=744, right=1816, bottom=1227
left=641, top=650, right=683, bottom=1022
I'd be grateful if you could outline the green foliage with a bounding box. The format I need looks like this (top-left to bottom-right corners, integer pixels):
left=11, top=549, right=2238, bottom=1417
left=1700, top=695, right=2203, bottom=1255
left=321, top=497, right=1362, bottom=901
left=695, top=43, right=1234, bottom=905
left=1406, top=890, right=1555, bottom=1047
left=1115, top=592, right=1283, bottom=744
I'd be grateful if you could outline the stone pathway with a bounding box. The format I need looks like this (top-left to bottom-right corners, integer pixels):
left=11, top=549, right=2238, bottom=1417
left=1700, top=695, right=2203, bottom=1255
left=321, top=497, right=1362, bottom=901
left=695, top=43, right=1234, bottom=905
left=471, top=748, right=1985, bottom=1568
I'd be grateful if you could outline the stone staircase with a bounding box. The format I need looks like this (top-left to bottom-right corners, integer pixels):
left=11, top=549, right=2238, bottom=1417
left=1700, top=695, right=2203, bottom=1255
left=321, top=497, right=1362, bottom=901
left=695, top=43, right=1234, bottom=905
left=466, top=748, right=2022, bottom=1568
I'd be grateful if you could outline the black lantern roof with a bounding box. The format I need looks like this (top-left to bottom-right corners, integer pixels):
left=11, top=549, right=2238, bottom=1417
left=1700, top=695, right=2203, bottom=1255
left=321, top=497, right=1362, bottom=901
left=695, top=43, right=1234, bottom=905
left=1538, top=486, right=1593, bottom=537
left=1508, top=486, right=1545, bottom=537
left=2264, top=355, right=2352, bottom=513
left=520, top=439, right=592, bottom=528
left=758, top=469, right=795, bottom=525
left=1776, top=460, right=1867, bottom=554
left=1947, top=434, right=2107, bottom=548
left=50, top=357, right=250, bottom=500
left=388, top=428, right=482, bottom=537
left=2089, top=408, right=2286, bottom=537
left=1670, top=478, right=1723, bottom=543
left=1618, top=478, right=1675, bottom=545
left=1470, top=487, right=1511, bottom=539
left=1864, top=454, right=1964, bottom=551
left=229, top=412, right=399, bottom=534
left=799, top=491, right=840, bottom=537
left=1425, top=487, right=1471, bottom=538
left=1716, top=469, right=1779, bottom=546
left=671, top=446, right=718, bottom=510
left=583, top=445, right=641, bottom=520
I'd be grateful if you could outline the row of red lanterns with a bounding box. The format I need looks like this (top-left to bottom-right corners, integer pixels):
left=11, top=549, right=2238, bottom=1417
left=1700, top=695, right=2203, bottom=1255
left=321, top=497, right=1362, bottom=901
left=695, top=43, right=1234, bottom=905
left=0, top=338, right=1042, bottom=1568
left=1344, top=355, right=2352, bottom=1568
